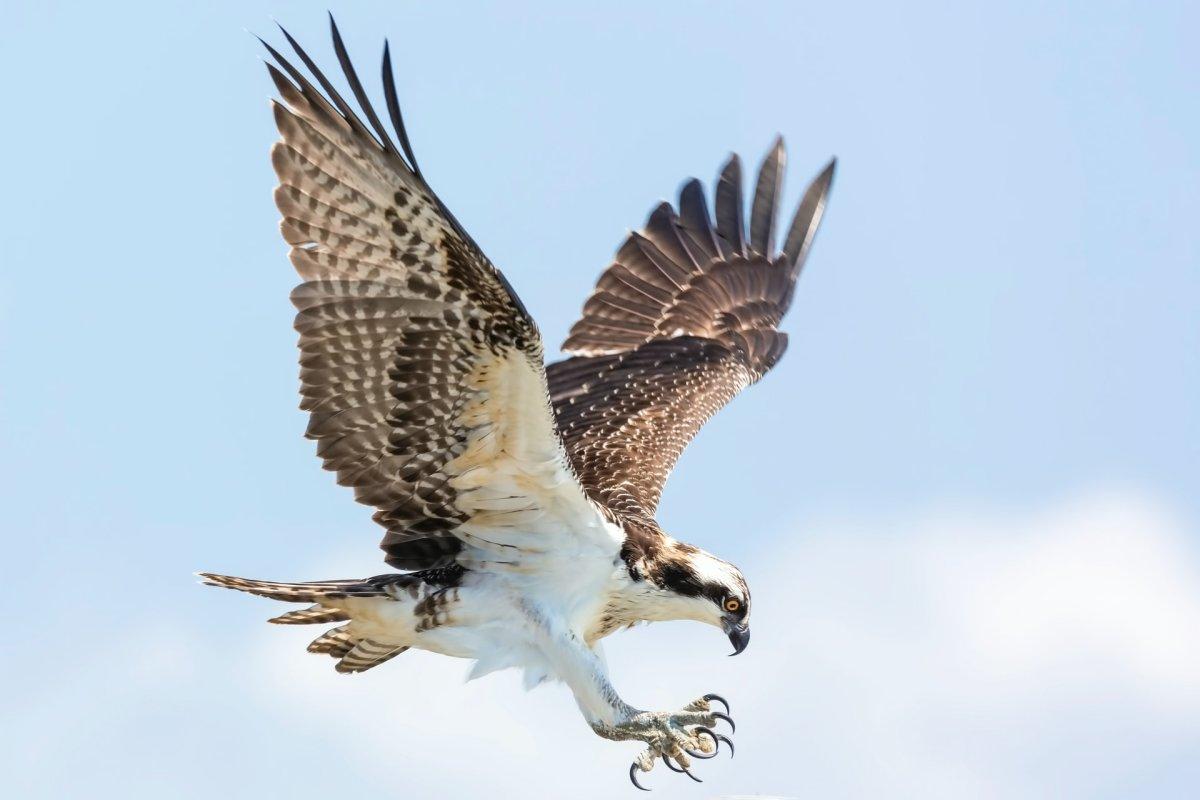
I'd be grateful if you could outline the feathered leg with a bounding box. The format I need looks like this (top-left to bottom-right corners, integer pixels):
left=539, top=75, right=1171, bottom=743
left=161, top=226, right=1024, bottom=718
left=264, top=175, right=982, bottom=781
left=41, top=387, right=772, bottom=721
left=527, top=612, right=734, bottom=789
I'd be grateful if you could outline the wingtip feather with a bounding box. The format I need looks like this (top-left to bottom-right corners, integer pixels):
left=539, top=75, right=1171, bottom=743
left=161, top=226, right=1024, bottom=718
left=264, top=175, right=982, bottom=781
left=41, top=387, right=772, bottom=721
left=749, top=138, right=787, bottom=256
left=714, top=153, right=746, bottom=256
left=781, top=157, right=837, bottom=279
left=381, top=38, right=422, bottom=177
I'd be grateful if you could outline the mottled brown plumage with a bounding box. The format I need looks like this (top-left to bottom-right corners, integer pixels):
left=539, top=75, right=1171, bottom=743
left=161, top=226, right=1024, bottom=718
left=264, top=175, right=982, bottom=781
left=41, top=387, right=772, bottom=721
left=263, top=28, right=568, bottom=572
left=549, top=142, right=835, bottom=522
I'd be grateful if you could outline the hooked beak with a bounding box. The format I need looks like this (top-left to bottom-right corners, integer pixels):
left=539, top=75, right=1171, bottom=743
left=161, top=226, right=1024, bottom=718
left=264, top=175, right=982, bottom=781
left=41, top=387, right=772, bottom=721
left=724, top=621, right=750, bottom=656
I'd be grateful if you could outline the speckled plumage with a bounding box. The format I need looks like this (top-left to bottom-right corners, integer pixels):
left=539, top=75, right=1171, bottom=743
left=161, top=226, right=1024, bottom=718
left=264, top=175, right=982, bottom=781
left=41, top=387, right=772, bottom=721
left=203, top=16, right=835, bottom=788
left=549, top=141, right=834, bottom=526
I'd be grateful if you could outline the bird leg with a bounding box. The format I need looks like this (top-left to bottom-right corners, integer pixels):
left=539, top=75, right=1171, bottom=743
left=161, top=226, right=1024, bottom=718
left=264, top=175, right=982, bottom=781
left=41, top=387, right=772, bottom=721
left=591, top=694, right=735, bottom=790
left=526, top=613, right=734, bottom=789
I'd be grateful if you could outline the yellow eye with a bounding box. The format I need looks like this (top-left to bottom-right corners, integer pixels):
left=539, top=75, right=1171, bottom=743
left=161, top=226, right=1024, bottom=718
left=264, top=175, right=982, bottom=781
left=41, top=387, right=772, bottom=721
left=724, top=598, right=741, bottom=613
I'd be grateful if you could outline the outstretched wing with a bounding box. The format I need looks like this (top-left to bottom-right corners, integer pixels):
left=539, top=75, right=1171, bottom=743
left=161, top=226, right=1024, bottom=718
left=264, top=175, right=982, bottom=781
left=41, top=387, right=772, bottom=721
left=265, top=19, right=611, bottom=571
left=547, top=141, right=835, bottom=518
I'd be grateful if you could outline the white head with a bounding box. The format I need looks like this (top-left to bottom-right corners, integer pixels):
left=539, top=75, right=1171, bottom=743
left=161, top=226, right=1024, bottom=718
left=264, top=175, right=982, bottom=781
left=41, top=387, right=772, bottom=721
left=638, top=541, right=752, bottom=655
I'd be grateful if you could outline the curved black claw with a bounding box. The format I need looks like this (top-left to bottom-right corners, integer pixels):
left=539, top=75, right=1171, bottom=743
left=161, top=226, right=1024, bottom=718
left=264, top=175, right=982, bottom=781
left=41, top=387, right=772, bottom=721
left=702, top=693, right=731, bottom=714
left=711, top=711, right=736, bottom=733
left=712, top=732, right=735, bottom=759
left=685, top=727, right=720, bottom=760
left=663, top=755, right=702, bottom=783
left=629, top=762, right=651, bottom=791
left=691, top=727, right=736, bottom=759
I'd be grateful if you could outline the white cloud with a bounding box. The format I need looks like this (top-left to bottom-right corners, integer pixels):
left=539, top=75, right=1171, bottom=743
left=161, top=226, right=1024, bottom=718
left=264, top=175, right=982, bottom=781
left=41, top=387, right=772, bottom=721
left=7, top=489, right=1198, bottom=799
left=936, top=493, right=1200, bottom=704
left=729, top=489, right=1200, bottom=799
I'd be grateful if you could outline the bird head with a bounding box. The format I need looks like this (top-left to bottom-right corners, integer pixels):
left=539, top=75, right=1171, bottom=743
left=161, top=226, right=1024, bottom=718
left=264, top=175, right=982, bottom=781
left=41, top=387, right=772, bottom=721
left=643, top=542, right=751, bottom=655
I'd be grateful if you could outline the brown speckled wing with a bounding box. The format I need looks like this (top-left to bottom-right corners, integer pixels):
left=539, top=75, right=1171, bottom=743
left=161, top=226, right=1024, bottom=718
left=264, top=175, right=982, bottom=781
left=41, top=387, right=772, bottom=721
left=549, top=141, right=836, bottom=517
left=264, top=20, right=591, bottom=571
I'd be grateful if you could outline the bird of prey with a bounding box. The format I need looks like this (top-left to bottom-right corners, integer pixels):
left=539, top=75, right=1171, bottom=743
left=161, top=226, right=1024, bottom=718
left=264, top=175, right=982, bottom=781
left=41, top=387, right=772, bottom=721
left=202, top=16, right=835, bottom=790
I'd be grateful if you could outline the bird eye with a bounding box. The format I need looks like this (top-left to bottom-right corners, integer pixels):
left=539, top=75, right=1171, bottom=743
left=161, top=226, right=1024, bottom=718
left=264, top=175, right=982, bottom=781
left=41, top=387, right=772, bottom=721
left=724, top=598, right=740, bottom=613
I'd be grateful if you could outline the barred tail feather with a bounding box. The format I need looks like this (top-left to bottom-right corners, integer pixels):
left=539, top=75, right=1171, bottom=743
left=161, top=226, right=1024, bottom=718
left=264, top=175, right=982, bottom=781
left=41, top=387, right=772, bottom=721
left=269, top=605, right=351, bottom=625
left=198, top=572, right=409, bottom=674
left=197, top=572, right=392, bottom=601
left=307, top=624, right=356, bottom=656
left=336, top=640, right=409, bottom=674
left=307, top=625, right=408, bottom=673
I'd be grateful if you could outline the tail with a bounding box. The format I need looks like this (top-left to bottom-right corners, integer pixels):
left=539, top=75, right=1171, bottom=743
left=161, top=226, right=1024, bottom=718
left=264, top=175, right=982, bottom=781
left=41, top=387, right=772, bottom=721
left=199, top=572, right=410, bottom=674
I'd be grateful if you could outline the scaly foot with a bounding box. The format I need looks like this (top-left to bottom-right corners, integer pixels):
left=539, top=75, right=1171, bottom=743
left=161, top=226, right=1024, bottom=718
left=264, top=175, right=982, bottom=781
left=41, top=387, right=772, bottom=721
left=592, top=694, right=735, bottom=790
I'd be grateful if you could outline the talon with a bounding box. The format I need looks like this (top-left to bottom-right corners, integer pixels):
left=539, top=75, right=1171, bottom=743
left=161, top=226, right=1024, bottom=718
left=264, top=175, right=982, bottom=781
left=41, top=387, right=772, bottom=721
left=629, top=762, right=651, bottom=791
left=702, top=693, right=731, bottom=713
left=713, top=732, right=735, bottom=758
left=685, top=727, right=719, bottom=760
left=663, top=756, right=702, bottom=783
left=711, top=711, right=736, bottom=733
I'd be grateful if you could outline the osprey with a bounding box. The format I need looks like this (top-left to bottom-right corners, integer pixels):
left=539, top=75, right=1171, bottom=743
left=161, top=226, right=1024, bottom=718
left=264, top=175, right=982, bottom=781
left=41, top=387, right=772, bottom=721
left=202, top=17, right=834, bottom=790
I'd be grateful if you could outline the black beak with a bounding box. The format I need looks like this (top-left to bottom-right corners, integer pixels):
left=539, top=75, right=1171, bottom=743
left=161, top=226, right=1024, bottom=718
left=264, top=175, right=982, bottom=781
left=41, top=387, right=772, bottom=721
left=725, top=622, right=750, bottom=656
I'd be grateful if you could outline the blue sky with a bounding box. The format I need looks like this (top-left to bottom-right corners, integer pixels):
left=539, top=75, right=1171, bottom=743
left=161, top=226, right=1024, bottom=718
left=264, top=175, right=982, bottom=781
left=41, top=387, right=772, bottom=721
left=2, top=2, right=1197, bottom=798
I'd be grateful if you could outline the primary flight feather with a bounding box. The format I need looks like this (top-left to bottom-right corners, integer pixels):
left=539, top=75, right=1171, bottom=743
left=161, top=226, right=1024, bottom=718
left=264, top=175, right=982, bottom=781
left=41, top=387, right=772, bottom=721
left=202, top=15, right=835, bottom=790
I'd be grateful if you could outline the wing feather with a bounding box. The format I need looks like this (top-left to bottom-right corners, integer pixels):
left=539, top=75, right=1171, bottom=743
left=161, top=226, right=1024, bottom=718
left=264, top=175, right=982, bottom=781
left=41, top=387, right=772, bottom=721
left=264, top=22, right=610, bottom=570
left=781, top=158, right=838, bottom=284
left=553, top=142, right=835, bottom=517
left=748, top=137, right=786, bottom=256
left=715, top=154, right=747, bottom=257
